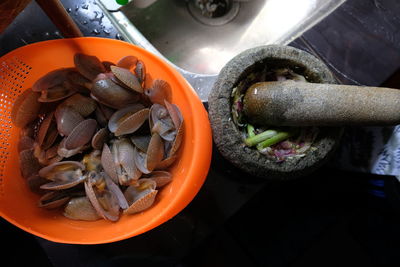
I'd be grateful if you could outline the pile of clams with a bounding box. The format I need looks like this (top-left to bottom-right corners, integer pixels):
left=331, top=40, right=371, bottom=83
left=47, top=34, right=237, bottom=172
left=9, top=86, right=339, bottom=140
left=12, top=53, right=183, bottom=222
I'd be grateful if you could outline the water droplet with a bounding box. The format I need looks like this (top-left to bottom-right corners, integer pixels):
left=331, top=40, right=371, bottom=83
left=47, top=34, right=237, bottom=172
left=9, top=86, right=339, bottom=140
left=75, top=5, right=79, bottom=11
left=81, top=3, right=89, bottom=9
left=90, top=11, right=104, bottom=24
left=116, top=33, right=124, bottom=40
left=103, top=29, right=111, bottom=35
left=44, top=32, right=50, bottom=37
left=92, top=29, right=100, bottom=35
left=82, top=20, right=88, bottom=25
left=66, top=8, right=72, bottom=13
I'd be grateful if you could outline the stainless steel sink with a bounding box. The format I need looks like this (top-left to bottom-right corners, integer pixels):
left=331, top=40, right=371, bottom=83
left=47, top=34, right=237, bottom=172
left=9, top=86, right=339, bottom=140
left=99, top=0, right=345, bottom=101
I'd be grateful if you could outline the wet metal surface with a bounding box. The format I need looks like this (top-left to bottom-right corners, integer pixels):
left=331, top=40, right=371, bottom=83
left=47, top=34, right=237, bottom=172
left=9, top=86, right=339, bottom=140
left=0, top=0, right=122, bottom=56
left=120, top=0, right=345, bottom=75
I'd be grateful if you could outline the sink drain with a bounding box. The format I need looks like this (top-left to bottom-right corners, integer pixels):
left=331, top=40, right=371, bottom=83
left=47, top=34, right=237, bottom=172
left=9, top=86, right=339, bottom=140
left=187, top=0, right=240, bottom=26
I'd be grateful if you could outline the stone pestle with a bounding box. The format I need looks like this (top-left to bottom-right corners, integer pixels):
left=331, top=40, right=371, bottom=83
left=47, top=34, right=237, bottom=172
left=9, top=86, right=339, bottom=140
left=243, top=80, right=400, bottom=126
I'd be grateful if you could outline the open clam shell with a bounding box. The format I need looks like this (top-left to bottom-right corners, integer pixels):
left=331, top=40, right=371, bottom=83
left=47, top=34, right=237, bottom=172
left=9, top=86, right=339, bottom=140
left=132, top=133, right=164, bottom=175
left=57, top=138, right=90, bottom=158
left=82, top=150, right=102, bottom=172
left=149, top=104, right=175, bottom=142
left=111, top=138, right=141, bottom=186
left=39, top=161, right=86, bottom=190
left=38, top=161, right=85, bottom=180
left=36, top=111, right=58, bottom=150
left=108, top=105, right=149, bottom=137
left=130, top=135, right=151, bottom=152
left=104, top=173, right=129, bottom=210
left=38, top=191, right=71, bottom=209
left=84, top=173, right=120, bottom=222
left=123, top=179, right=158, bottom=215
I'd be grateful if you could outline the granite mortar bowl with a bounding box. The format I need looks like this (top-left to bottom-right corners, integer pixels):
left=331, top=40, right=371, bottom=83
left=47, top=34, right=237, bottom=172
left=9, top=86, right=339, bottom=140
left=208, top=45, right=343, bottom=180
left=0, top=37, right=212, bottom=244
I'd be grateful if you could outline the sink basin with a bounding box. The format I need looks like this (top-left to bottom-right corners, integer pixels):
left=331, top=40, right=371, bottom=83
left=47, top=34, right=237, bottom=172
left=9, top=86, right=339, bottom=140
left=99, top=0, right=345, bottom=100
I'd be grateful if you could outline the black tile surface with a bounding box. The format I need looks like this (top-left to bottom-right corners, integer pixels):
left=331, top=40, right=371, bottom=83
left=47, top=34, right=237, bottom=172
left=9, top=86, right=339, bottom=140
left=291, top=0, right=400, bottom=86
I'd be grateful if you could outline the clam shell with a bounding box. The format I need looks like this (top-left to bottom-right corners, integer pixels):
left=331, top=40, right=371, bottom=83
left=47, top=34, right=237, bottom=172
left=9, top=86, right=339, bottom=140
left=66, top=71, right=92, bottom=95
left=82, top=150, right=102, bottom=172
left=91, top=78, right=140, bottom=109
left=146, top=171, right=172, bottom=188
left=117, top=55, right=138, bottom=70
left=111, top=138, right=141, bottom=186
left=111, top=65, right=143, bottom=93
left=135, top=60, right=146, bottom=84
left=164, top=100, right=183, bottom=130
left=146, top=133, right=164, bottom=172
left=57, top=138, right=90, bottom=158
left=101, top=143, right=119, bottom=183
left=156, top=154, right=177, bottom=170
left=19, top=149, right=41, bottom=179
left=64, top=196, right=101, bottom=221
left=55, top=106, right=84, bottom=136
left=108, top=104, right=145, bottom=133
left=38, top=191, right=70, bottom=209
left=84, top=179, right=120, bottom=222
left=133, top=146, right=150, bottom=174
left=102, top=61, right=116, bottom=72
left=38, top=160, right=85, bottom=180
left=18, top=135, right=35, bottom=152
left=74, top=53, right=106, bottom=81
left=149, top=104, right=176, bottom=141
left=40, top=170, right=86, bottom=190
left=91, top=128, right=109, bottom=150
left=169, top=121, right=184, bottom=157
left=11, top=88, right=41, bottom=128
left=38, top=84, right=76, bottom=102
left=112, top=108, right=150, bottom=137
left=104, top=173, right=129, bottom=210
left=37, top=111, right=59, bottom=150
left=39, top=161, right=86, bottom=190
left=130, top=135, right=151, bottom=152
left=58, top=94, right=97, bottom=117
left=32, top=68, right=74, bottom=92
left=27, top=174, right=49, bottom=195
left=123, top=179, right=157, bottom=215
left=144, top=79, right=171, bottom=105
left=64, top=119, right=97, bottom=150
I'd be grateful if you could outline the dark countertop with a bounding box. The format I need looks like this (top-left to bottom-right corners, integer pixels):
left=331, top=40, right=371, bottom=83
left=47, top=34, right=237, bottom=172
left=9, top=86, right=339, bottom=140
left=2, top=0, right=400, bottom=266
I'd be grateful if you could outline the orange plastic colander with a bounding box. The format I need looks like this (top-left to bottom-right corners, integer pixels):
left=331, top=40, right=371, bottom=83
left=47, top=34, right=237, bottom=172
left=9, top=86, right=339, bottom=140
left=0, top=37, right=212, bottom=244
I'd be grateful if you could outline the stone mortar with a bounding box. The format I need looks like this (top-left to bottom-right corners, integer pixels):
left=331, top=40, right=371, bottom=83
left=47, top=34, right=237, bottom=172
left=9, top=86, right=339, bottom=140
left=208, top=45, right=344, bottom=180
